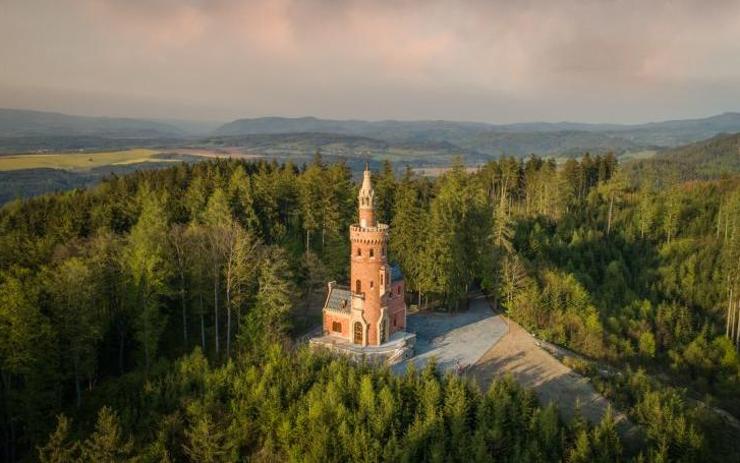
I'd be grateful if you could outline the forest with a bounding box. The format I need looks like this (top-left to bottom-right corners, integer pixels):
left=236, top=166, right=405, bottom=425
left=0, top=152, right=739, bottom=461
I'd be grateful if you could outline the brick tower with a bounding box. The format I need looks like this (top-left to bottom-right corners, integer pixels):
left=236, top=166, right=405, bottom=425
left=319, top=163, right=407, bottom=347
left=350, top=165, right=389, bottom=345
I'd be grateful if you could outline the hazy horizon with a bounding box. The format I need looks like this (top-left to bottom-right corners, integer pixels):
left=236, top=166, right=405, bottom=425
left=2, top=0, right=740, bottom=124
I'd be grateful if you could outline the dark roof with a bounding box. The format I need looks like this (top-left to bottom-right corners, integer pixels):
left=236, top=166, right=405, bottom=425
left=324, top=285, right=352, bottom=314
left=390, top=264, right=403, bottom=282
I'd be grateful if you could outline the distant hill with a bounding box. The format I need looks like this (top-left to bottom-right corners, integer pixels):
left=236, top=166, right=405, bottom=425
left=200, top=132, right=489, bottom=165
left=3, top=108, right=740, bottom=159
left=0, top=108, right=190, bottom=138
left=214, top=113, right=740, bottom=157
left=626, top=132, right=740, bottom=180
left=607, top=112, right=740, bottom=147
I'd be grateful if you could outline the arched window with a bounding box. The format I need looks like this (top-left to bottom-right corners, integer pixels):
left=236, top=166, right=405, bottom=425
left=355, top=280, right=362, bottom=293
left=370, top=280, right=374, bottom=289
left=357, top=247, right=361, bottom=256
left=369, top=248, right=374, bottom=257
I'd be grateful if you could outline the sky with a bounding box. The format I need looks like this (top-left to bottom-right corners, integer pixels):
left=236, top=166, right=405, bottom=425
left=1, top=0, right=740, bottom=124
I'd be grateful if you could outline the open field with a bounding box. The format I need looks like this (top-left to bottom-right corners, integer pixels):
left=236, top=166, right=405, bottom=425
left=0, top=147, right=268, bottom=172
left=620, top=149, right=657, bottom=160
left=0, top=149, right=170, bottom=171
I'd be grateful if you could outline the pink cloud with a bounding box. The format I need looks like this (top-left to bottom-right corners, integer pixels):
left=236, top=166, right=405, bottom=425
left=2, top=0, right=740, bottom=122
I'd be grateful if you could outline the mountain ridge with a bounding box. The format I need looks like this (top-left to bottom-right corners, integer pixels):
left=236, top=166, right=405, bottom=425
left=3, top=107, right=740, bottom=158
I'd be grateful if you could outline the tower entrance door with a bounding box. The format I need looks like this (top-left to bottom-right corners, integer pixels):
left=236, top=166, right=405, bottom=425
left=353, top=322, right=363, bottom=344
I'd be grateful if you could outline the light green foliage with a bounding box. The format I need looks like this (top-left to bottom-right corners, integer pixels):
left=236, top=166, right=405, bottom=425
left=420, top=160, right=487, bottom=309
left=238, top=247, right=294, bottom=355
left=639, top=331, right=656, bottom=359
left=80, top=406, right=135, bottom=462
left=37, top=415, right=78, bottom=463
left=227, top=165, right=260, bottom=233
left=46, top=257, right=103, bottom=406
left=125, top=185, right=171, bottom=368
left=390, top=170, right=427, bottom=295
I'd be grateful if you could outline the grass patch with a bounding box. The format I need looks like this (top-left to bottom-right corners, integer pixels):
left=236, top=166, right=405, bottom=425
left=0, top=149, right=169, bottom=171
left=620, top=150, right=657, bottom=160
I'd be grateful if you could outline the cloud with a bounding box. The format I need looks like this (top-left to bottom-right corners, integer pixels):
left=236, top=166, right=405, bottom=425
left=1, top=0, right=739, bottom=122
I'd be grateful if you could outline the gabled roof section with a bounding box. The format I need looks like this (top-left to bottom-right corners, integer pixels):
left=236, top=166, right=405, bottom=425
left=324, top=284, right=352, bottom=314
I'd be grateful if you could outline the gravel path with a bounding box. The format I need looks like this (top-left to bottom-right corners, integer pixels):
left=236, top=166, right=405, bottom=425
left=470, top=311, right=640, bottom=446
left=393, top=291, right=508, bottom=374
left=392, top=292, right=639, bottom=446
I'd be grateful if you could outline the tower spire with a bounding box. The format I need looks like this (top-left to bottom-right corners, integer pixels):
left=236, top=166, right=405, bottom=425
left=358, top=163, right=375, bottom=228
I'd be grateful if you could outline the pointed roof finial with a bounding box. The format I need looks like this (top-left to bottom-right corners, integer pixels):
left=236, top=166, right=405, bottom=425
left=364, top=159, right=369, bottom=172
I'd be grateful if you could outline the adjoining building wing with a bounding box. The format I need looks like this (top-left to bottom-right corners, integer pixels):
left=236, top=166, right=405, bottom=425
left=324, top=283, right=352, bottom=314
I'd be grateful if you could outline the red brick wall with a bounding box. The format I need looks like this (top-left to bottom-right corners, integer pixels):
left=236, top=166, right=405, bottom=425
left=350, top=225, right=388, bottom=345
left=359, top=208, right=376, bottom=227
left=323, top=313, right=350, bottom=338
left=388, top=281, right=406, bottom=333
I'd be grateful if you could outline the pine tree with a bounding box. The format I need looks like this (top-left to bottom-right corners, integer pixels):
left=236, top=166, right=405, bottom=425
left=227, top=165, right=261, bottom=234
left=125, top=186, right=171, bottom=369
left=390, top=173, right=427, bottom=304
left=47, top=257, right=102, bottom=407
left=37, top=415, right=79, bottom=463
left=80, top=407, right=134, bottom=462
left=183, top=415, right=230, bottom=463
left=591, top=407, right=622, bottom=463
left=238, top=247, right=294, bottom=354
left=374, top=160, right=397, bottom=225
left=202, top=187, right=233, bottom=356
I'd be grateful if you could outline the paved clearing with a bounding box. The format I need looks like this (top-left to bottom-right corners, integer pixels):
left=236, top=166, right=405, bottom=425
left=394, top=292, right=638, bottom=443
left=470, top=310, right=639, bottom=443
left=394, top=291, right=508, bottom=374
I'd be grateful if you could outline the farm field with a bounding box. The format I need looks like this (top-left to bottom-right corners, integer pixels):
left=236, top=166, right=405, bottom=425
left=0, top=149, right=173, bottom=171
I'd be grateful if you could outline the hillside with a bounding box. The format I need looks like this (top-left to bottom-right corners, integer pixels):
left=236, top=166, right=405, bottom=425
left=214, top=112, right=740, bottom=158
left=626, top=132, right=740, bottom=180
left=0, top=108, right=189, bottom=138
left=3, top=108, right=740, bottom=158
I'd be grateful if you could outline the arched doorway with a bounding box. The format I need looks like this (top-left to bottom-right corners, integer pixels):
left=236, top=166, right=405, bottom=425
left=353, top=322, right=363, bottom=344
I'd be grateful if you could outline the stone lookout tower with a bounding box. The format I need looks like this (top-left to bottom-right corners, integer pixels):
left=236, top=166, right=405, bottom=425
left=315, top=164, right=410, bottom=354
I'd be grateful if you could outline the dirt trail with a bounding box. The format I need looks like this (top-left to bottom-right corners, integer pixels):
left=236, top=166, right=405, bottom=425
left=470, top=314, right=641, bottom=445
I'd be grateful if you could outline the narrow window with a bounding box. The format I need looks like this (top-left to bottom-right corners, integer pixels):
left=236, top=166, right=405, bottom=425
left=354, top=322, right=363, bottom=344
left=370, top=248, right=374, bottom=258
left=357, top=248, right=362, bottom=256
left=356, top=280, right=362, bottom=293
left=380, top=273, right=384, bottom=285
left=370, top=280, right=374, bottom=289
left=397, top=286, right=401, bottom=295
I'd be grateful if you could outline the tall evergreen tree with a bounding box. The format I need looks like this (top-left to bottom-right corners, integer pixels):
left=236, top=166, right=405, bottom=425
left=125, top=186, right=171, bottom=369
